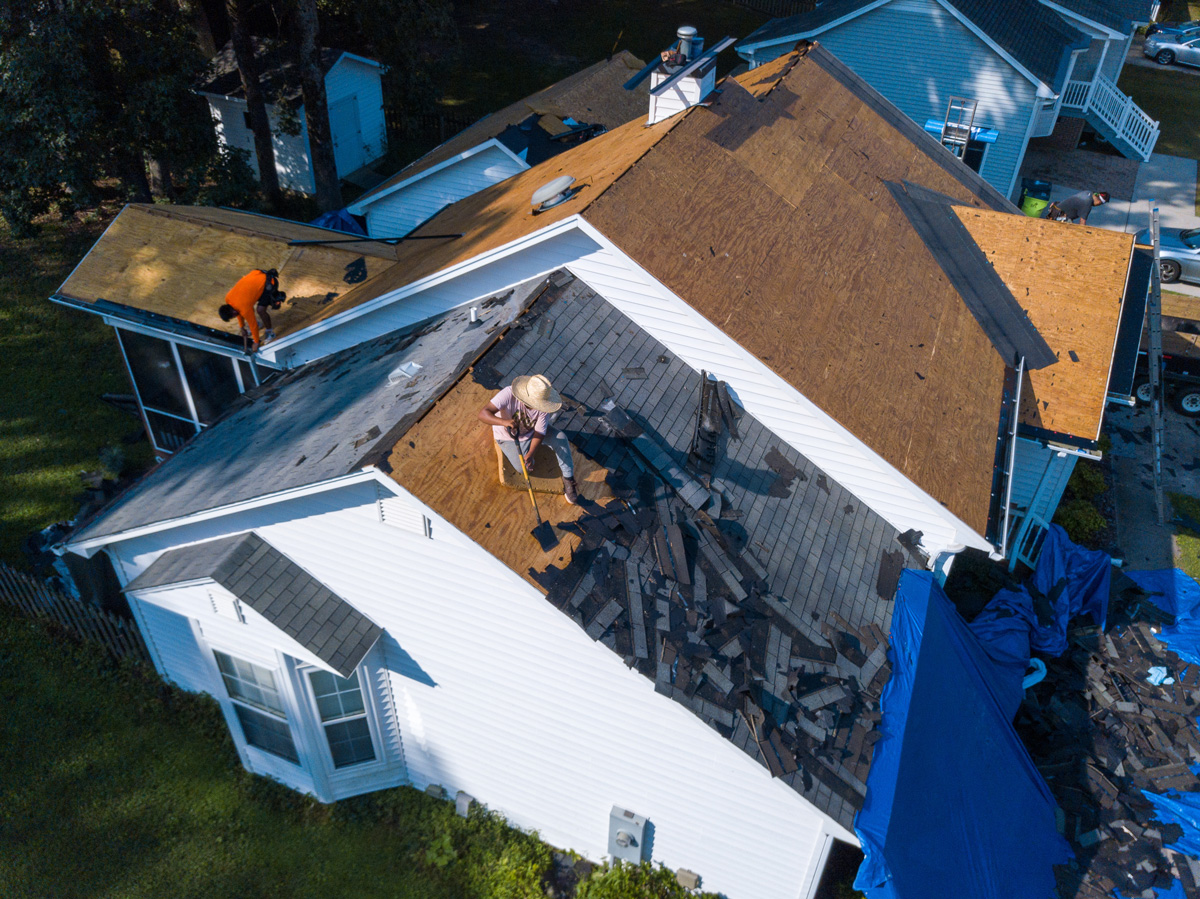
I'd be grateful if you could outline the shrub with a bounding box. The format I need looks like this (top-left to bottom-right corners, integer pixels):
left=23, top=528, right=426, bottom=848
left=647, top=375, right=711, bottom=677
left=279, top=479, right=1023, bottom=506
left=576, top=861, right=721, bottom=899
left=1066, top=461, right=1107, bottom=503
left=1053, top=498, right=1108, bottom=544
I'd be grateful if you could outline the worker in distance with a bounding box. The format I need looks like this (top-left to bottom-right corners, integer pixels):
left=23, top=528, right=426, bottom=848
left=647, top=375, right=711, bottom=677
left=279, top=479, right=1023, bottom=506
left=478, top=374, right=579, bottom=504
left=219, top=268, right=286, bottom=352
left=1045, top=190, right=1110, bottom=225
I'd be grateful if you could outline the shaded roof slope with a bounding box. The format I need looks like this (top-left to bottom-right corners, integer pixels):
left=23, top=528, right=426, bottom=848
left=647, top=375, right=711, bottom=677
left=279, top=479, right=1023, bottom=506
left=126, top=532, right=381, bottom=677
left=582, top=46, right=1016, bottom=535
left=70, top=279, right=541, bottom=544
left=387, top=274, right=913, bottom=830
left=356, top=52, right=651, bottom=204
left=1049, top=0, right=1155, bottom=31
left=199, top=39, right=370, bottom=101
left=56, top=205, right=397, bottom=340
left=739, top=0, right=1089, bottom=88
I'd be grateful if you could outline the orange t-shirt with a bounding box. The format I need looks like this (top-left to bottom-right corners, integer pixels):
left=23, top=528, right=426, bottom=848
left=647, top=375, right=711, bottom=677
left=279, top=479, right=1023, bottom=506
left=224, top=270, right=267, bottom=344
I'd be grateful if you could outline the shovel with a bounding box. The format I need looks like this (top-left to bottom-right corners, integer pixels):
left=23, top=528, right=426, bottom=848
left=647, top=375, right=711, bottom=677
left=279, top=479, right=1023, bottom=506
left=515, top=444, right=559, bottom=552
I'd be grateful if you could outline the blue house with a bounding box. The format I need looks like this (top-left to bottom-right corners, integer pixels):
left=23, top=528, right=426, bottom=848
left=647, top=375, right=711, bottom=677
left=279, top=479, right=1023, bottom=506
left=736, top=0, right=1159, bottom=199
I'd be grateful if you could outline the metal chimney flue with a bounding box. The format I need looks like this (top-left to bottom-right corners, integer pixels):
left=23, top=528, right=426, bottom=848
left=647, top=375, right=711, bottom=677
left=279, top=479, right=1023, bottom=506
left=676, top=25, right=698, bottom=62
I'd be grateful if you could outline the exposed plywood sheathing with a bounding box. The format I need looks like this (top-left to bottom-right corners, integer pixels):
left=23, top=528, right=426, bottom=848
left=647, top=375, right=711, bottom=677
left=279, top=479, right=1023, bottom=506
left=57, top=205, right=397, bottom=336
left=387, top=375, right=612, bottom=591
left=956, top=209, right=1133, bottom=440
left=582, top=49, right=1010, bottom=535
left=359, top=51, right=651, bottom=197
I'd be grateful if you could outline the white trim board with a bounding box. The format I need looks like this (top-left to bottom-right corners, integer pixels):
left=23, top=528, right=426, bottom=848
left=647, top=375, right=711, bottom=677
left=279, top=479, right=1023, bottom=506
left=349, top=138, right=530, bottom=214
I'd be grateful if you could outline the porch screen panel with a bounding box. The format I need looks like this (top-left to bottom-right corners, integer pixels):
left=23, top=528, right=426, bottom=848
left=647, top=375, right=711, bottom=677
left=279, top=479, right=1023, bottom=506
left=118, top=329, right=190, bottom=418
left=177, top=345, right=241, bottom=424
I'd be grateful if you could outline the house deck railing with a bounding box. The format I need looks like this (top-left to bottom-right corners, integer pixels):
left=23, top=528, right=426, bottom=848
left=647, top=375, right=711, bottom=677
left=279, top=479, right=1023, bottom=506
left=0, top=562, right=150, bottom=663
left=1061, top=73, right=1159, bottom=161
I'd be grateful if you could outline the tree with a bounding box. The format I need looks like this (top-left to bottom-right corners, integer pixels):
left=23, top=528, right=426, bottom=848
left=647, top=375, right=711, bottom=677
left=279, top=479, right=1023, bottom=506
left=290, top=0, right=341, bottom=211
left=0, top=0, right=255, bottom=235
left=225, top=0, right=283, bottom=208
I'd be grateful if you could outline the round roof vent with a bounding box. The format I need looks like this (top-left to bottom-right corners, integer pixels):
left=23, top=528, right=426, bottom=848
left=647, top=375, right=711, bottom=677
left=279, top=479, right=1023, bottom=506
left=531, top=176, right=576, bottom=212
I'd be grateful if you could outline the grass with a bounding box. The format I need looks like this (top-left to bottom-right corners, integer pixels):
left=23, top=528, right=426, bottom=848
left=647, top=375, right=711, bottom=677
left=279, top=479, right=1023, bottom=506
left=0, top=215, right=154, bottom=568
left=0, top=608, right=558, bottom=899
left=1169, top=492, right=1200, bottom=582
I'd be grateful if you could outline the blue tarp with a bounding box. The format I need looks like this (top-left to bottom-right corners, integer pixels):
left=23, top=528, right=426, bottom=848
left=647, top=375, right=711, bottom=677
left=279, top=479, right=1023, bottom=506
left=969, top=525, right=1110, bottom=674
left=1128, top=569, right=1200, bottom=666
left=853, top=571, right=1072, bottom=899
left=309, top=209, right=366, bottom=235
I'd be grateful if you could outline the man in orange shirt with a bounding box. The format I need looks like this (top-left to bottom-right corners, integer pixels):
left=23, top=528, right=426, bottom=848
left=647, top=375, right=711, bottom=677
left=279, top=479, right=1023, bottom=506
left=218, top=269, right=286, bottom=350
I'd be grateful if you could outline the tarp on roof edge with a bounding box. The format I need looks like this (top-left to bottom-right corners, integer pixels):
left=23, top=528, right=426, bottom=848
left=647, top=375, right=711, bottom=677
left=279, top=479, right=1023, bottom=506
left=853, top=570, right=1071, bottom=899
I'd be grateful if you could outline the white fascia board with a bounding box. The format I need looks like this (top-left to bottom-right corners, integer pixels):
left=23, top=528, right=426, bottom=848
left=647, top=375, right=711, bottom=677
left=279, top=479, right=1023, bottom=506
left=571, top=217, right=994, bottom=557
left=54, top=205, right=127, bottom=297
left=931, top=0, right=1048, bottom=90
left=737, top=0, right=893, bottom=55
left=198, top=91, right=251, bottom=106
left=348, top=138, right=529, bottom=214
left=98, top=315, right=272, bottom=364
left=262, top=216, right=582, bottom=357
left=330, top=51, right=385, bottom=71
left=1039, top=2, right=1127, bottom=38
left=66, top=469, right=389, bottom=557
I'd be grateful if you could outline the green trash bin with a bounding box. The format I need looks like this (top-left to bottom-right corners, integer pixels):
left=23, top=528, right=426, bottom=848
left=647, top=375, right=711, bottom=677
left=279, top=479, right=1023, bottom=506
left=1019, top=178, right=1052, bottom=218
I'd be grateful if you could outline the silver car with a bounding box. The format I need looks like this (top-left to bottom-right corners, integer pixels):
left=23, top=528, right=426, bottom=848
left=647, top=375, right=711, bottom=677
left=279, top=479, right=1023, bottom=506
left=1137, top=226, right=1200, bottom=283
left=1145, top=31, right=1200, bottom=66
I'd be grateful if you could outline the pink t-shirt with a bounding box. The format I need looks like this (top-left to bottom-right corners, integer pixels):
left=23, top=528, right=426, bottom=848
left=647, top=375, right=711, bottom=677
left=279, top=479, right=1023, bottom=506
left=490, top=386, right=549, bottom=442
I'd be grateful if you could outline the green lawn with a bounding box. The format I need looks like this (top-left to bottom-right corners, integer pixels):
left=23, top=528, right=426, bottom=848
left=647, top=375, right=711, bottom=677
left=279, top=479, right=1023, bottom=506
left=1170, top=492, right=1200, bottom=582
left=0, top=609, right=551, bottom=899
left=1119, top=60, right=1200, bottom=213
left=0, top=217, right=154, bottom=568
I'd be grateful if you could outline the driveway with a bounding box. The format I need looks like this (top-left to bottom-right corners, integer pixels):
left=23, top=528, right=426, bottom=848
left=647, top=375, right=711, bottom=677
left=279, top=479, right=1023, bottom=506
left=1127, top=33, right=1200, bottom=77
left=1106, top=401, right=1200, bottom=569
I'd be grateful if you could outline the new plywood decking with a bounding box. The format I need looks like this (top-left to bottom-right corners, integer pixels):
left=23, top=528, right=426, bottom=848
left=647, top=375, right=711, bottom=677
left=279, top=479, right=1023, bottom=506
left=386, top=376, right=611, bottom=589
left=956, top=209, right=1133, bottom=440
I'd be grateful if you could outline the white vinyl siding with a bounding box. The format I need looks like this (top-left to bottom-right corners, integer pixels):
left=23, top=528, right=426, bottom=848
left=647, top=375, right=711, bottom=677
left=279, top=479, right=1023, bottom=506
left=129, top=599, right=211, bottom=693
left=354, top=143, right=528, bottom=239
left=324, top=56, right=387, bottom=170
left=205, top=93, right=316, bottom=194
left=745, top=0, right=1041, bottom=197
left=107, top=478, right=839, bottom=899
left=1010, top=437, right=1077, bottom=520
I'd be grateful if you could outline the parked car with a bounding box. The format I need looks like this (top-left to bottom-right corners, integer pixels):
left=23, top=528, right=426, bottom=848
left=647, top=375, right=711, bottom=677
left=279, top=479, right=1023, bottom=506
left=1136, top=226, right=1200, bottom=283
left=1144, top=31, right=1200, bottom=66
left=1147, top=20, right=1200, bottom=36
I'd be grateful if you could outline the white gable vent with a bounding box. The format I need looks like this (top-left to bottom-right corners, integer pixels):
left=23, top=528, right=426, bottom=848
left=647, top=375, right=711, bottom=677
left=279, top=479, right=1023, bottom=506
left=532, top=175, right=576, bottom=213
left=209, top=589, right=244, bottom=623
left=377, top=488, right=431, bottom=537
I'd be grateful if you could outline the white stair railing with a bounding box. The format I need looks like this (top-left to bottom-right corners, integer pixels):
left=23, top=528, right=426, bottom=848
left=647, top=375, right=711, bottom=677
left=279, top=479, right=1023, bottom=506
left=1060, top=73, right=1159, bottom=161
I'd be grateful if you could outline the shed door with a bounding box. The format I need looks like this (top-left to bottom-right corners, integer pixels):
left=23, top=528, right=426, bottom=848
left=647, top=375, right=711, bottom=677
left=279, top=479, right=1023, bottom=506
left=328, top=95, right=363, bottom=175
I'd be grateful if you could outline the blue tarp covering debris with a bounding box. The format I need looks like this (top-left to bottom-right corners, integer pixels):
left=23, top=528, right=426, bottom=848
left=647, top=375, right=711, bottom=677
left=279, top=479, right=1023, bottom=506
left=309, top=209, right=366, bottom=235
left=853, top=571, right=1071, bottom=899
left=1128, top=568, right=1200, bottom=666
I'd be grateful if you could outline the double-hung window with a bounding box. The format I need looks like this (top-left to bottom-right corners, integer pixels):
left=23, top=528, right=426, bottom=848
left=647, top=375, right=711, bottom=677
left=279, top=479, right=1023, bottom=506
left=308, top=669, right=377, bottom=768
left=214, top=651, right=300, bottom=764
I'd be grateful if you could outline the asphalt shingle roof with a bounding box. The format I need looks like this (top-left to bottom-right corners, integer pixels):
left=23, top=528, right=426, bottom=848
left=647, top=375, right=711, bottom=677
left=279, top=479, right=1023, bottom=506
left=125, top=533, right=382, bottom=677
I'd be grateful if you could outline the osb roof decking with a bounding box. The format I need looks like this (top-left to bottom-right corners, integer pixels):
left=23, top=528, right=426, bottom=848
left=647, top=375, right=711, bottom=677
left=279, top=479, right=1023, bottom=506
left=57, top=205, right=397, bottom=338
left=581, top=47, right=1012, bottom=535
left=357, top=52, right=651, bottom=202
left=955, top=209, right=1134, bottom=441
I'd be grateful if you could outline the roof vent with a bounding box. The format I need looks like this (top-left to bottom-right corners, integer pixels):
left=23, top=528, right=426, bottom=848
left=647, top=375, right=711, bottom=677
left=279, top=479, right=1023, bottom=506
left=676, top=25, right=698, bottom=62
left=388, top=360, right=422, bottom=385
left=531, top=175, right=576, bottom=213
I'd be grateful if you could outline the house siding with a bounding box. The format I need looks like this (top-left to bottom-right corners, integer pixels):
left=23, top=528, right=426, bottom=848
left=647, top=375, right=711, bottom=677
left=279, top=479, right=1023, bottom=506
left=748, top=0, right=1041, bottom=197
left=104, top=480, right=839, bottom=899
left=354, top=144, right=528, bottom=238
left=205, top=94, right=315, bottom=194
left=1011, top=437, right=1077, bottom=520
left=324, top=56, right=388, bottom=170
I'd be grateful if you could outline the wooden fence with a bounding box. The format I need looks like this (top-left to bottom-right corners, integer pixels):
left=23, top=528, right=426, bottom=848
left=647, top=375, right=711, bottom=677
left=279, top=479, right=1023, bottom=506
left=0, top=562, right=150, bottom=663
left=732, top=0, right=816, bottom=18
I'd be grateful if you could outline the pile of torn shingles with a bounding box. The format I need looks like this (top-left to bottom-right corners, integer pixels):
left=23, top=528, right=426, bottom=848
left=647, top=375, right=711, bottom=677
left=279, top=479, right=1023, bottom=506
left=476, top=273, right=926, bottom=831
left=1017, top=585, right=1200, bottom=898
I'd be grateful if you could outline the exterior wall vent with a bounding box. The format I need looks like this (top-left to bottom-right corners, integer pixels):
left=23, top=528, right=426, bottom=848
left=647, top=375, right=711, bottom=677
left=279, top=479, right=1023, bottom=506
left=608, top=806, right=649, bottom=864
left=377, top=486, right=432, bottom=537
left=209, top=588, right=244, bottom=623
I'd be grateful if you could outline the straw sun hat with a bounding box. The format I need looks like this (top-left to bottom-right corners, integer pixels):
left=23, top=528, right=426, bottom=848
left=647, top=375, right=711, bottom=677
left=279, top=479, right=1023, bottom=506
left=511, top=374, right=562, bottom=413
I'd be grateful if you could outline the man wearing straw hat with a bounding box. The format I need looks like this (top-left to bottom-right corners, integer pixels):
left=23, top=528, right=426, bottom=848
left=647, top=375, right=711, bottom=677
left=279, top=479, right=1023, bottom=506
left=478, top=374, right=579, bottom=504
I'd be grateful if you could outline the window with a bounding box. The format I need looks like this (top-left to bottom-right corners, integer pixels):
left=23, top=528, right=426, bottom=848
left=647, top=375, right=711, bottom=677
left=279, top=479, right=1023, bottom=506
left=962, top=138, right=988, bottom=174
left=214, top=651, right=299, bottom=763
left=243, top=110, right=253, bottom=129
left=120, top=329, right=190, bottom=419
left=309, top=669, right=376, bottom=768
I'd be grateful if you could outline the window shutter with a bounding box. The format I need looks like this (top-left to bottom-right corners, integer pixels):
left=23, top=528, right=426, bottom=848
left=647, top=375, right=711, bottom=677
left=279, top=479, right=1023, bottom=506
left=376, top=486, right=431, bottom=537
